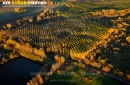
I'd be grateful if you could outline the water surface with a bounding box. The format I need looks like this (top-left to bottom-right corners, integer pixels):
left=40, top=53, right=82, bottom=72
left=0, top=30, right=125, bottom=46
left=0, top=57, right=42, bottom=85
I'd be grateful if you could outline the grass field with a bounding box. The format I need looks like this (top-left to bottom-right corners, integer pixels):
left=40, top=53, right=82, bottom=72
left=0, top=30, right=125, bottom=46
left=59, top=0, right=130, bottom=18
left=44, top=66, right=123, bottom=85
left=0, top=7, right=44, bottom=20
left=0, top=5, right=58, bottom=20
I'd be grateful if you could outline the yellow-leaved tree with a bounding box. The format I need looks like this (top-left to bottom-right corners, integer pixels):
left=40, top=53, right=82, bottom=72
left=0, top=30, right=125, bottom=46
left=126, top=36, right=130, bottom=43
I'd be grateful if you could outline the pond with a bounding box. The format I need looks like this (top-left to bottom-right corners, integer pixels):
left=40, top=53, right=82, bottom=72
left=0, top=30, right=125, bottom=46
left=0, top=57, right=42, bottom=85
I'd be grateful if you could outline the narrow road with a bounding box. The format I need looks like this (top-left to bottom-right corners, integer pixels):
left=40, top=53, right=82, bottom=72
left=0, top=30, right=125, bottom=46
left=86, top=65, right=130, bottom=85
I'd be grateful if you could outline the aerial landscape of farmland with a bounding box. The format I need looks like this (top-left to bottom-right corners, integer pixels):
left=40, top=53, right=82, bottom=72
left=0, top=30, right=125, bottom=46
left=0, top=0, right=130, bottom=85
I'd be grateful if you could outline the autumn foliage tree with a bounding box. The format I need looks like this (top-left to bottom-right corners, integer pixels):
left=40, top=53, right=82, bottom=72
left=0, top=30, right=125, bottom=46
left=6, top=23, right=12, bottom=29
left=126, top=36, right=130, bottom=43
left=27, top=74, right=43, bottom=85
left=54, top=55, right=65, bottom=64
left=126, top=74, right=130, bottom=81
